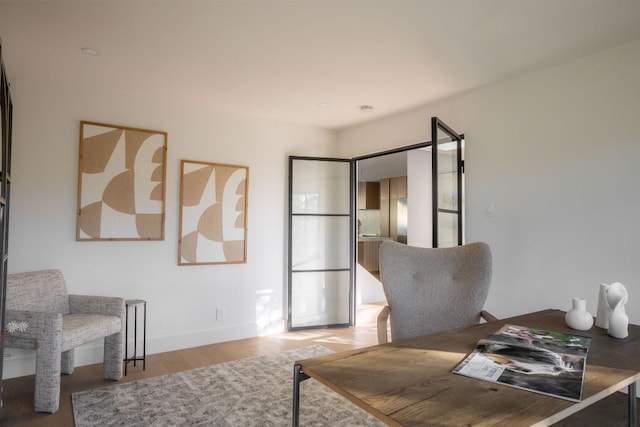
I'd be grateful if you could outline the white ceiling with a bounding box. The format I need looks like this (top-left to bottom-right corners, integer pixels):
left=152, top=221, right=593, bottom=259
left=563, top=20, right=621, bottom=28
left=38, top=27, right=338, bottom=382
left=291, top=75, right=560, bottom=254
left=1, top=0, right=640, bottom=130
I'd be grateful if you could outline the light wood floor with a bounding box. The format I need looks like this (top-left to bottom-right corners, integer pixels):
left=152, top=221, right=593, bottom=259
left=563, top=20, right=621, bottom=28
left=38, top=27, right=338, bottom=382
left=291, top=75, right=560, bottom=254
left=0, top=304, right=636, bottom=426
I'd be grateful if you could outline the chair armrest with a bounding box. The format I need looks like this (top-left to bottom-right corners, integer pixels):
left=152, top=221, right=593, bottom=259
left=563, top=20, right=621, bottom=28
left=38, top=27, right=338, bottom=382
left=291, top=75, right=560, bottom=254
left=481, top=310, right=499, bottom=323
left=4, top=309, right=63, bottom=341
left=69, top=295, right=125, bottom=319
left=377, top=305, right=391, bottom=344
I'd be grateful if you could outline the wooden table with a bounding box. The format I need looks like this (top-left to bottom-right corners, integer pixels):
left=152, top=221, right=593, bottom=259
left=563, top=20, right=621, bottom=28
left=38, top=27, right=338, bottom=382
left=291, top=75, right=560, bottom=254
left=293, top=309, right=640, bottom=426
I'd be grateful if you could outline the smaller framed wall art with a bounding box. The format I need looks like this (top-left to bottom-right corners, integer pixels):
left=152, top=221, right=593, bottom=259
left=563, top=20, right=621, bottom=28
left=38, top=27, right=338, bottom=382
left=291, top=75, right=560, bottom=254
left=178, top=160, right=249, bottom=265
left=76, top=121, right=167, bottom=241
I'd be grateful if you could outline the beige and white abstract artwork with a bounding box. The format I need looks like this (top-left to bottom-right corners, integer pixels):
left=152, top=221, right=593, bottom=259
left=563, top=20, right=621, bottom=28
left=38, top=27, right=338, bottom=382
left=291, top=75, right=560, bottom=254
left=76, top=121, right=167, bottom=240
left=179, top=160, right=248, bottom=265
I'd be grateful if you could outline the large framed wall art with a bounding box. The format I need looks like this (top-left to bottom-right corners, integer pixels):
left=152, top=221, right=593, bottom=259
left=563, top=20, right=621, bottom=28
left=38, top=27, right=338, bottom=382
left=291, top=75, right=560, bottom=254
left=178, top=160, right=249, bottom=265
left=76, top=121, right=167, bottom=241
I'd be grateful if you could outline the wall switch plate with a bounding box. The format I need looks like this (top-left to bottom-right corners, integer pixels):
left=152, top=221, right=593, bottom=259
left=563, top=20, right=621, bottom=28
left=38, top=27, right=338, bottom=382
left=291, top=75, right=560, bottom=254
left=485, top=201, right=496, bottom=217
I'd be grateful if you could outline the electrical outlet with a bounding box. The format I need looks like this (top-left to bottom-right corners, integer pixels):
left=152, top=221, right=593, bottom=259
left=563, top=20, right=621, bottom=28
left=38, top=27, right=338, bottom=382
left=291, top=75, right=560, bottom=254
left=216, top=308, right=226, bottom=321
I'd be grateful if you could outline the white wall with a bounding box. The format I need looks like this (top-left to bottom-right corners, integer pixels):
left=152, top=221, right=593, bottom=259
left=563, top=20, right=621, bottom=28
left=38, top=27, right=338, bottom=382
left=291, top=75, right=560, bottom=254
left=337, top=40, right=640, bottom=325
left=407, top=148, right=431, bottom=247
left=5, top=77, right=335, bottom=378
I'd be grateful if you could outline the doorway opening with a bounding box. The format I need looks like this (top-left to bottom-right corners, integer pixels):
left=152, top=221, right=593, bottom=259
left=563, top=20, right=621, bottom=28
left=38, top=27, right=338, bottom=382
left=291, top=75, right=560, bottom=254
left=354, top=118, right=465, bottom=318
left=354, top=146, right=429, bottom=312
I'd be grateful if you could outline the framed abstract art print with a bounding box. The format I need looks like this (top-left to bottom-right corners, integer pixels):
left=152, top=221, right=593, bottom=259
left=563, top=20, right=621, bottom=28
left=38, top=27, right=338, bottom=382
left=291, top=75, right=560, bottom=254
left=76, top=121, right=167, bottom=241
left=178, top=160, right=249, bottom=265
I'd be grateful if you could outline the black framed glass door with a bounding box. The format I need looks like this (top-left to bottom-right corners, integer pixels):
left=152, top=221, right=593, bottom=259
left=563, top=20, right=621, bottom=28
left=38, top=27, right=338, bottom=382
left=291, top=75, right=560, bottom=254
left=431, top=117, right=464, bottom=247
left=287, top=157, right=354, bottom=330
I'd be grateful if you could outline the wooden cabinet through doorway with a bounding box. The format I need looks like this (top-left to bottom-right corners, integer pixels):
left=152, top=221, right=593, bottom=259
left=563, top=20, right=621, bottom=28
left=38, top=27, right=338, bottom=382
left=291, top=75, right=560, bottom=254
left=358, top=240, right=383, bottom=273
left=389, top=176, right=407, bottom=240
left=358, top=181, right=380, bottom=210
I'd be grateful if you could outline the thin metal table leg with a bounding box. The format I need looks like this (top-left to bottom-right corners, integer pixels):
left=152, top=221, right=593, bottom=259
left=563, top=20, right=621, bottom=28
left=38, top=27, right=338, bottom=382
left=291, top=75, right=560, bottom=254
left=630, top=382, right=637, bottom=427
left=133, top=305, right=138, bottom=367
left=124, top=304, right=129, bottom=375
left=293, top=363, right=309, bottom=427
left=142, top=301, right=146, bottom=370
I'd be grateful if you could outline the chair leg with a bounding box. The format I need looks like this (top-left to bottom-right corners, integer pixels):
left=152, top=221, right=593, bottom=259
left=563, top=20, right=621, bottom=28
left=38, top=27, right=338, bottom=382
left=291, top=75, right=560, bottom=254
left=103, top=331, right=123, bottom=380
left=61, top=349, right=75, bottom=375
left=34, top=336, right=63, bottom=413
left=377, top=305, right=391, bottom=344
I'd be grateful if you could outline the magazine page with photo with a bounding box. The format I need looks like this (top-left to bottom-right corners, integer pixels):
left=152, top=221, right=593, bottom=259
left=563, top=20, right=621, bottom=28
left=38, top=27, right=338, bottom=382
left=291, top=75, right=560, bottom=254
left=453, top=324, right=591, bottom=402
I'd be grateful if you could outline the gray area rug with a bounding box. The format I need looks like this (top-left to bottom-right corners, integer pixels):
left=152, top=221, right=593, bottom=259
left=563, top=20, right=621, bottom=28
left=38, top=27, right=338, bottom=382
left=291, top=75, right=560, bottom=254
left=72, top=345, right=386, bottom=426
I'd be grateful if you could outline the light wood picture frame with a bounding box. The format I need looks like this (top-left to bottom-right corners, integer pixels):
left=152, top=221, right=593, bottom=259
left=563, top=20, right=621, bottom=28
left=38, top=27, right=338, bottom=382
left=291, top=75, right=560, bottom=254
left=178, top=160, right=249, bottom=265
left=76, top=121, right=167, bottom=241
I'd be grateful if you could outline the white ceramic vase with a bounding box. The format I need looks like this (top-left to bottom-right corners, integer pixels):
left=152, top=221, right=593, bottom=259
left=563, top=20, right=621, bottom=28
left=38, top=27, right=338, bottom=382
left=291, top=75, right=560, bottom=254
left=565, top=298, right=594, bottom=331
left=606, top=282, right=629, bottom=339
left=595, top=283, right=612, bottom=328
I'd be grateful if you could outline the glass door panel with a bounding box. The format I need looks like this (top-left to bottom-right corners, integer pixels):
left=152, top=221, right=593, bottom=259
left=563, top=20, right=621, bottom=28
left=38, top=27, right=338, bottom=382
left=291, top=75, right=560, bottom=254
left=290, top=271, right=350, bottom=327
left=291, top=160, right=351, bottom=214
left=288, top=157, right=353, bottom=330
left=291, top=216, right=350, bottom=270
left=437, top=212, right=458, bottom=248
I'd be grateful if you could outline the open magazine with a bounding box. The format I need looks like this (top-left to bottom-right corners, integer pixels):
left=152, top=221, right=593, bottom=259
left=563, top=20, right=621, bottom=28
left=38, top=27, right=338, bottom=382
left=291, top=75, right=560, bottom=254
left=452, top=324, right=591, bottom=402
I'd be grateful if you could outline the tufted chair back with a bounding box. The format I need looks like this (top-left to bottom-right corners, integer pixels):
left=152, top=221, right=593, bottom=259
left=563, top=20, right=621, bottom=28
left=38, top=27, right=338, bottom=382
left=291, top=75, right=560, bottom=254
left=378, top=241, right=493, bottom=342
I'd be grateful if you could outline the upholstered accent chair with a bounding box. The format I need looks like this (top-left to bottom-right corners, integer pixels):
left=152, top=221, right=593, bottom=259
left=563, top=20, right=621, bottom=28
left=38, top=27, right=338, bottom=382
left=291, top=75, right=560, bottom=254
left=377, top=241, right=496, bottom=344
left=4, top=269, right=125, bottom=413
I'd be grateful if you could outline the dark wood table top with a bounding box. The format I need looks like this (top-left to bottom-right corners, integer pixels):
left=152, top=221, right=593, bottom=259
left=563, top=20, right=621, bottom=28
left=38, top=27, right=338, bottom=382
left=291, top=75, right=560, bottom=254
left=297, top=309, right=640, bottom=426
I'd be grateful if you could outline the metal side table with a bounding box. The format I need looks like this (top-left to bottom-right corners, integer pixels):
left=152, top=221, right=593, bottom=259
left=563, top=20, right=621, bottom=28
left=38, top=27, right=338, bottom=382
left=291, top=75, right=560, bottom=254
left=124, top=299, right=146, bottom=375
